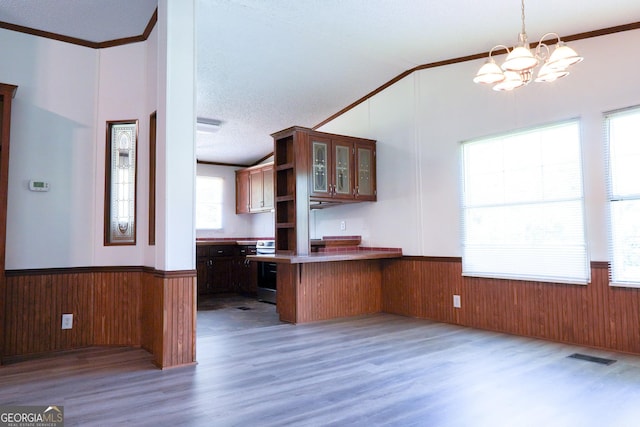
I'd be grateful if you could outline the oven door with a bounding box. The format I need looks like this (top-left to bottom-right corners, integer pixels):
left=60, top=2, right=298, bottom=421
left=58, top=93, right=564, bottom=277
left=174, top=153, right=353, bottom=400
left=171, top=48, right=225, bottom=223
left=257, top=261, right=277, bottom=304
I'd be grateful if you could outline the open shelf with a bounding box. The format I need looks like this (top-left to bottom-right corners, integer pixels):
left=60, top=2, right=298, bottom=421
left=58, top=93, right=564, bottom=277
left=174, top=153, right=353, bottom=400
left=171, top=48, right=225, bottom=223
left=274, top=129, right=306, bottom=255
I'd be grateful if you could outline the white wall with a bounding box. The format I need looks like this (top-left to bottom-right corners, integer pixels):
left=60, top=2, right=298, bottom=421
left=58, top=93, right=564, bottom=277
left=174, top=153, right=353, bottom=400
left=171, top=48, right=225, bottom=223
left=196, top=163, right=274, bottom=239
left=2, top=29, right=99, bottom=269
left=1, top=28, right=156, bottom=269
left=156, top=0, right=197, bottom=271
left=318, top=29, right=640, bottom=260
left=144, top=26, right=159, bottom=268
left=92, top=42, right=152, bottom=267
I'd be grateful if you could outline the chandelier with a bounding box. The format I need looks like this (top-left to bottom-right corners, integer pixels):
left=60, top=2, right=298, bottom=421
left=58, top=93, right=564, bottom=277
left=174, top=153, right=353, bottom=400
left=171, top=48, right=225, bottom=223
left=473, top=0, right=583, bottom=91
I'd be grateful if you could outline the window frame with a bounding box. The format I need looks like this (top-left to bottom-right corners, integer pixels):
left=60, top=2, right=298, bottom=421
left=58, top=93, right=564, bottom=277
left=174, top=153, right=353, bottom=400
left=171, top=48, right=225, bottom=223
left=195, top=175, right=224, bottom=231
left=605, top=106, right=640, bottom=288
left=460, top=119, right=590, bottom=284
left=104, top=119, right=138, bottom=246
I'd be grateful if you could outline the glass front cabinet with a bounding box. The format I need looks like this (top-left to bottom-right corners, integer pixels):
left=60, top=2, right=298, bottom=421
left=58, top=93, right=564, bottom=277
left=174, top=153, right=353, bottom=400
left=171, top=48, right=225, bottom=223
left=309, top=135, right=375, bottom=202
left=355, top=142, right=376, bottom=201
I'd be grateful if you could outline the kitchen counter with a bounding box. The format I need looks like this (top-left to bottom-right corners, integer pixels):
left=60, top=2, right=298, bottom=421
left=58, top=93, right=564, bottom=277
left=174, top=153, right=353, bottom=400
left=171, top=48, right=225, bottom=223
left=247, top=248, right=402, bottom=264
left=195, top=238, right=264, bottom=246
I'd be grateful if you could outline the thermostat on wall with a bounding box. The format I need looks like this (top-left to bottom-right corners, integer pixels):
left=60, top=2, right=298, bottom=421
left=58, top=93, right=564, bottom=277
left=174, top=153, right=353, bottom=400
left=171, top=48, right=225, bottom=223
left=29, top=180, right=50, bottom=192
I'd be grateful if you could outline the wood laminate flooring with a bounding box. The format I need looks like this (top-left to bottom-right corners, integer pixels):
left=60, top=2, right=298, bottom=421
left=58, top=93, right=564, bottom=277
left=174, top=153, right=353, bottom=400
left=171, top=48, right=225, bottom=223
left=2, top=295, right=640, bottom=426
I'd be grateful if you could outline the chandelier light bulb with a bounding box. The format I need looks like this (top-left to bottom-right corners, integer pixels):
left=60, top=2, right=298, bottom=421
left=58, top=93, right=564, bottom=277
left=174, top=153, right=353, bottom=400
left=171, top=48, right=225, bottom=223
left=535, top=63, right=569, bottom=82
left=547, top=42, right=584, bottom=70
left=473, top=59, right=506, bottom=84
left=502, top=43, right=538, bottom=72
left=493, top=70, right=526, bottom=91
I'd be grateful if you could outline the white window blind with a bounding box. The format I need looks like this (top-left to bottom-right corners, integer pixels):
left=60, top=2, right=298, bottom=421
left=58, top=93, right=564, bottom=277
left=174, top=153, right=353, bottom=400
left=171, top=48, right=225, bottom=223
left=196, top=176, right=223, bottom=230
left=461, top=120, right=589, bottom=284
left=605, top=107, right=640, bottom=287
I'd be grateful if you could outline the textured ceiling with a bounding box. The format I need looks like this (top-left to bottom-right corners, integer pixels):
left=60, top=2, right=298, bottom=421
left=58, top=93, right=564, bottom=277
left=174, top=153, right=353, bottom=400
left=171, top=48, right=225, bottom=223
left=0, top=0, right=157, bottom=42
left=2, top=0, right=640, bottom=165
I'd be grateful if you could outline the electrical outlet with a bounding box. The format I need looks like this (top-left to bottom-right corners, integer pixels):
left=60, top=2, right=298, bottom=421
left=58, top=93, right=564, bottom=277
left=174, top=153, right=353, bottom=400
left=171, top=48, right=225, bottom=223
left=340, top=220, right=346, bottom=231
left=61, top=313, right=73, bottom=329
left=453, top=295, right=461, bottom=308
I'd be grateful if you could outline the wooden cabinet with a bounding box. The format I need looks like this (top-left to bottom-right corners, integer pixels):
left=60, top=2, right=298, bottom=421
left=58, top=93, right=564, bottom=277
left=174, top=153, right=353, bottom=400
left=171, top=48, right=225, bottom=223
left=309, top=135, right=375, bottom=202
left=196, top=244, right=238, bottom=295
left=235, top=163, right=274, bottom=214
left=237, top=245, right=258, bottom=295
left=310, top=136, right=353, bottom=200
left=250, top=164, right=274, bottom=212
left=272, top=126, right=376, bottom=255
left=354, top=141, right=376, bottom=201
left=235, top=169, right=250, bottom=214
left=196, top=243, right=258, bottom=296
left=273, top=128, right=306, bottom=255
left=196, top=249, right=210, bottom=295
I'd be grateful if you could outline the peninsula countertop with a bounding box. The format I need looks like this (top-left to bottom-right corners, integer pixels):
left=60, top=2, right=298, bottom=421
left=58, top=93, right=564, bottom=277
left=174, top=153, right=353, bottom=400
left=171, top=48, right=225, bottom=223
left=247, top=248, right=402, bottom=264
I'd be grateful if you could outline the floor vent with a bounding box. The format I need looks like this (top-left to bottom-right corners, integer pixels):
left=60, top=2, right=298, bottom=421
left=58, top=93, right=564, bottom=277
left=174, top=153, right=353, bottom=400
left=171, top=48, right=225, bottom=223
left=236, top=306, right=252, bottom=311
left=568, top=353, right=616, bottom=365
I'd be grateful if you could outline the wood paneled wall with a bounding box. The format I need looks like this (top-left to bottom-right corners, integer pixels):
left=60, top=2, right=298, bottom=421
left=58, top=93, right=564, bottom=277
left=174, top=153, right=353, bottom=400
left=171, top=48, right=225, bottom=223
left=276, top=264, right=297, bottom=323
left=280, top=260, right=382, bottom=324
left=382, top=258, right=640, bottom=355
left=4, top=272, right=94, bottom=357
left=141, top=272, right=196, bottom=368
left=3, top=268, right=196, bottom=368
left=93, top=271, right=142, bottom=346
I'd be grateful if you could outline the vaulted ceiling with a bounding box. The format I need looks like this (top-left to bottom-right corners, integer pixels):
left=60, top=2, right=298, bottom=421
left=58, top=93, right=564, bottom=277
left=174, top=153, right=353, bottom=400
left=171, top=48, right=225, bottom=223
left=2, top=0, right=640, bottom=165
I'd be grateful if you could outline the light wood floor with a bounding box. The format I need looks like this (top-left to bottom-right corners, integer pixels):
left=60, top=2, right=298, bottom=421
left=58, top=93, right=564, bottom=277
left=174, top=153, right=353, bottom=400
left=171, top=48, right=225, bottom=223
left=2, top=296, right=640, bottom=426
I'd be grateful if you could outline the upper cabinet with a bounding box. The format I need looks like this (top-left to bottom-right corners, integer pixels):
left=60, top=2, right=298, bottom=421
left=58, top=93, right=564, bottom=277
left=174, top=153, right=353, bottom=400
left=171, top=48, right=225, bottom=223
left=250, top=163, right=274, bottom=212
left=236, top=169, right=250, bottom=214
left=310, top=136, right=352, bottom=201
left=235, top=163, right=274, bottom=214
left=309, top=134, right=376, bottom=204
left=272, top=126, right=377, bottom=255
left=354, top=142, right=376, bottom=201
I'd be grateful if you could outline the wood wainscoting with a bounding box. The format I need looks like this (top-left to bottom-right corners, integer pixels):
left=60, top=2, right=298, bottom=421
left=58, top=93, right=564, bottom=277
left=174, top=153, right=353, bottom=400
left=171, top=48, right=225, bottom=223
left=2, top=267, right=196, bottom=369
left=277, top=260, right=382, bottom=324
left=141, top=270, right=197, bottom=368
left=382, top=257, right=640, bottom=355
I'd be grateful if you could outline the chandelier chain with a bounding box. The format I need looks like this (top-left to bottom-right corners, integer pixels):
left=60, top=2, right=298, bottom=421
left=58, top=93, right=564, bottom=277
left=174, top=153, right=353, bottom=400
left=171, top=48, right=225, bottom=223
left=521, top=0, right=526, bottom=36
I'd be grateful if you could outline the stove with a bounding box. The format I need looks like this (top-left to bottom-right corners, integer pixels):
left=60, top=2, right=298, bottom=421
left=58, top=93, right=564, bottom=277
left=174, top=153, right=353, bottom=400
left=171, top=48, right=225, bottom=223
left=256, top=239, right=275, bottom=255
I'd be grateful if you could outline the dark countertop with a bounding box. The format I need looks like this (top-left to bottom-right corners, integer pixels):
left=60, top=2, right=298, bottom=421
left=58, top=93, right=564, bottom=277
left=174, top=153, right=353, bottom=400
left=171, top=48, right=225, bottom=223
left=247, top=249, right=402, bottom=264
left=196, top=239, right=262, bottom=246
left=197, top=236, right=362, bottom=248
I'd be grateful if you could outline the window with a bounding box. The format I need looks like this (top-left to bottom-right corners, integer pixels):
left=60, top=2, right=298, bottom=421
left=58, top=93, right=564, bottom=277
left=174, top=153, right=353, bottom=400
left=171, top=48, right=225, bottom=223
left=196, top=176, right=223, bottom=230
left=460, top=120, right=589, bottom=284
left=605, top=107, right=640, bottom=287
left=105, top=120, right=137, bottom=245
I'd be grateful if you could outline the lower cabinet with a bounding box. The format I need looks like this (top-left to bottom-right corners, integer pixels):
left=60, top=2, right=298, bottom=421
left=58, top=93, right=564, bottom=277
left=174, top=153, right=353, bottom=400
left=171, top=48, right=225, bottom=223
left=237, top=245, right=258, bottom=295
left=196, top=244, right=257, bottom=297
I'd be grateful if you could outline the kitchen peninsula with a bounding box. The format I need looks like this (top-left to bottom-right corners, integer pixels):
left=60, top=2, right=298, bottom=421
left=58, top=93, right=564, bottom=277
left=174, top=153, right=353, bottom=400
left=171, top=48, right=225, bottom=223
left=248, top=244, right=402, bottom=323
left=247, top=126, right=403, bottom=323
